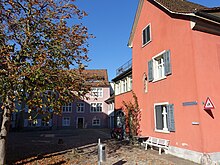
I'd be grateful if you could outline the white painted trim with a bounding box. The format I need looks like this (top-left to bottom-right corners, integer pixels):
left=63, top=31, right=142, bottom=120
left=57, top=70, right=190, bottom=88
left=142, top=23, right=152, bottom=47
left=152, top=50, right=167, bottom=82
left=154, top=102, right=170, bottom=133
left=90, top=87, right=103, bottom=98
left=62, top=103, right=72, bottom=113
left=76, top=102, right=85, bottom=113
left=92, top=117, right=101, bottom=126
left=90, top=102, right=103, bottom=113
left=62, top=117, right=71, bottom=126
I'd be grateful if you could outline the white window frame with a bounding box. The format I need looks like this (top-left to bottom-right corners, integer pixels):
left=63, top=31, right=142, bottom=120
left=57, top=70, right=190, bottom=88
left=62, top=117, right=70, bottom=126
left=142, top=23, right=152, bottom=47
left=91, top=88, right=103, bottom=98
left=76, top=102, right=85, bottom=113
left=128, top=75, right=132, bottom=91
left=62, top=103, right=72, bottom=113
left=90, top=102, right=103, bottom=113
left=92, top=118, right=101, bottom=126
left=152, top=50, right=167, bottom=82
left=154, top=102, right=170, bottom=133
left=115, top=82, right=120, bottom=95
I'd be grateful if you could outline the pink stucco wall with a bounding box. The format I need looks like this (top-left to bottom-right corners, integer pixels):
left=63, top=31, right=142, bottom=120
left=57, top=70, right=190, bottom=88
left=131, top=0, right=220, bottom=153
left=53, top=86, right=110, bottom=128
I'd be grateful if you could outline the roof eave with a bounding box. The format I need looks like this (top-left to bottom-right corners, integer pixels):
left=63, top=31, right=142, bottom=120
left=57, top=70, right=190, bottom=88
left=128, top=0, right=220, bottom=47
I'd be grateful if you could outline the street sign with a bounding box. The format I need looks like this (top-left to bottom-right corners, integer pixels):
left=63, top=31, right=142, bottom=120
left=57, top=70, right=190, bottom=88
left=204, top=97, right=215, bottom=110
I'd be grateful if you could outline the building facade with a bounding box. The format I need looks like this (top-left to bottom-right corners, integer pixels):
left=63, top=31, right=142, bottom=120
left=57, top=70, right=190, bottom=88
left=53, top=69, right=111, bottom=129
left=128, top=0, right=220, bottom=163
left=112, top=59, right=133, bottom=129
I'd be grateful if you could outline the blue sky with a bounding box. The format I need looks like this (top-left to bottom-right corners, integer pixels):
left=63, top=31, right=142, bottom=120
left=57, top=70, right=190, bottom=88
left=75, top=0, right=220, bottom=81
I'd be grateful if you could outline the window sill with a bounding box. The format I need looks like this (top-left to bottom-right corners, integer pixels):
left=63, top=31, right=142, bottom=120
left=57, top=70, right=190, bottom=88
left=90, top=112, right=102, bottom=113
left=154, top=129, right=170, bottom=134
left=152, top=76, right=166, bottom=83
left=76, top=111, right=85, bottom=113
left=142, top=39, right=152, bottom=48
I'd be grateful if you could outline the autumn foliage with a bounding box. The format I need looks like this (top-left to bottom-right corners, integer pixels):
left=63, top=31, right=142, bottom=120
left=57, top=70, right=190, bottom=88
left=0, top=0, right=92, bottom=163
left=123, top=92, right=141, bottom=140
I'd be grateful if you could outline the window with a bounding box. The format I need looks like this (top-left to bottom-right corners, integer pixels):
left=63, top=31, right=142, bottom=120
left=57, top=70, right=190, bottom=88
left=142, top=24, right=151, bottom=46
left=92, top=118, right=101, bottom=126
left=122, top=78, right=127, bottom=93
left=91, top=88, right=103, bottom=98
left=62, top=117, right=70, bottom=126
left=62, top=103, right=72, bottom=113
left=115, top=76, right=132, bottom=96
left=148, top=50, right=171, bottom=82
left=109, top=103, right=114, bottom=111
left=76, top=102, right=85, bottom=113
left=128, top=75, right=132, bottom=91
left=115, top=82, right=120, bottom=95
left=90, top=103, right=102, bottom=112
left=154, top=103, right=175, bottom=133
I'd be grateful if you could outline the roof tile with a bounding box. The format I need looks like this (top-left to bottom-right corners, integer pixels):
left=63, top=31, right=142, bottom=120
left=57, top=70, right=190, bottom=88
left=154, top=0, right=208, bottom=13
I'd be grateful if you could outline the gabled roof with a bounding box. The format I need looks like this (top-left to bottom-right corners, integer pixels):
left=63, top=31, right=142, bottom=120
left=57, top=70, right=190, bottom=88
left=83, top=69, right=110, bottom=87
left=128, top=0, right=220, bottom=47
left=154, top=0, right=207, bottom=13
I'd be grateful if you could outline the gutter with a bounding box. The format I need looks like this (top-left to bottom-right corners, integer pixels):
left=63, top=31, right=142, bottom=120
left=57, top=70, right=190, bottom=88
left=152, top=0, right=220, bottom=25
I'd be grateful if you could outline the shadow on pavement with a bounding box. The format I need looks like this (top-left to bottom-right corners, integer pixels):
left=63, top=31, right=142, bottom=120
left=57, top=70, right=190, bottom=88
left=6, top=129, right=111, bottom=164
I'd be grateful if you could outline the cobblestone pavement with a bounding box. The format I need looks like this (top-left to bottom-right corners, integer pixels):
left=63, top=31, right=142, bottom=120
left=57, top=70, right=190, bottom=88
left=7, top=129, right=198, bottom=165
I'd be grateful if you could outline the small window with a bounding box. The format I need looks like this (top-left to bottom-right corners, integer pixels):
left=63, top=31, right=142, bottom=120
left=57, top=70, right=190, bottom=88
left=62, top=117, right=70, bottom=126
left=142, top=24, right=151, bottom=46
left=91, top=88, right=103, bottom=98
left=62, top=103, right=72, bottom=113
left=76, top=102, right=85, bottom=113
left=154, top=55, right=165, bottom=80
left=92, top=118, right=101, bottom=126
left=148, top=50, right=171, bottom=82
left=90, top=103, right=102, bottom=113
left=154, top=103, right=175, bottom=133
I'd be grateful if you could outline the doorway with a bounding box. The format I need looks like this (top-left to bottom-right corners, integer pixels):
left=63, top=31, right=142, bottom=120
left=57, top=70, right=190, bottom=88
left=77, top=117, right=84, bottom=128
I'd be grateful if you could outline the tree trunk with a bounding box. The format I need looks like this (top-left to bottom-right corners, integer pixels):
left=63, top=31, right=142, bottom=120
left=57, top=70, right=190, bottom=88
left=0, top=103, right=12, bottom=164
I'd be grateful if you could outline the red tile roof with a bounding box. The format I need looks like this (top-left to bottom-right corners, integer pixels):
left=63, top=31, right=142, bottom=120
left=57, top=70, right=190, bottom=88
left=154, top=0, right=208, bottom=13
left=82, top=69, right=110, bottom=87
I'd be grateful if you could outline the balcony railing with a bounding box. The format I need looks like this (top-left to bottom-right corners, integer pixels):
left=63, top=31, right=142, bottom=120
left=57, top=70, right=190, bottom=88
left=116, top=59, right=132, bottom=76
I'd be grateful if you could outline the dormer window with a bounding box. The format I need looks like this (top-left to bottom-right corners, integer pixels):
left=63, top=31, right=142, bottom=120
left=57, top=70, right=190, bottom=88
left=142, top=24, right=151, bottom=46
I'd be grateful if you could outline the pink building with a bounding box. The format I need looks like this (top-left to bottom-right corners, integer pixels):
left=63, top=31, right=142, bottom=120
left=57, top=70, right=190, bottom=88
left=53, top=69, right=112, bottom=129
left=128, top=0, right=220, bottom=163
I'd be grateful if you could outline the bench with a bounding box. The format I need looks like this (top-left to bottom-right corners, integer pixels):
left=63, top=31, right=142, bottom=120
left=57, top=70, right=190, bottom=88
left=143, top=137, right=169, bottom=155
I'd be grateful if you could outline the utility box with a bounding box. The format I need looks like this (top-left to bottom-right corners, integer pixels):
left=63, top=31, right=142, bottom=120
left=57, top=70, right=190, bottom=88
left=98, top=143, right=106, bottom=162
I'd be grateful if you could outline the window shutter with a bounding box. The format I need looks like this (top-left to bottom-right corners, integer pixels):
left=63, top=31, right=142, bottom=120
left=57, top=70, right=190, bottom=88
left=167, top=104, right=175, bottom=132
left=155, top=105, right=163, bottom=130
left=148, top=60, right=154, bottom=82
left=164, top=50, right=172, bottom=76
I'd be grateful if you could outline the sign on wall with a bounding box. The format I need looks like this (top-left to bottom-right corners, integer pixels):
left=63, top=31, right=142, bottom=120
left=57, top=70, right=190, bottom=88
left=204, top=97, right=215, bottom=110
